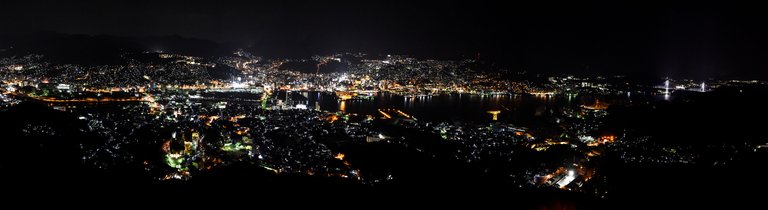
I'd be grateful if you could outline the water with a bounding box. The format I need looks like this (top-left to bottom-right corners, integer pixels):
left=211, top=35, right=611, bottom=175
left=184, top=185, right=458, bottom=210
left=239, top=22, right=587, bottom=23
left=287, top=91, right=612, bottom=125
left=47, top=90, right=659, bottom=126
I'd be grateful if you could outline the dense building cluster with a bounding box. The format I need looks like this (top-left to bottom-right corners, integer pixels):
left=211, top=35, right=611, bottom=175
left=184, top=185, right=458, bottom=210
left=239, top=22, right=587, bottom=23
left=1, top=50, right=765, bottom=199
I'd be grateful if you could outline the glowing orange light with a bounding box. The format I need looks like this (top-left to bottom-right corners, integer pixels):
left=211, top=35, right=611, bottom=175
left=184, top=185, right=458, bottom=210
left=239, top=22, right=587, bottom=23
left=334, top=153, right=345, bottom=160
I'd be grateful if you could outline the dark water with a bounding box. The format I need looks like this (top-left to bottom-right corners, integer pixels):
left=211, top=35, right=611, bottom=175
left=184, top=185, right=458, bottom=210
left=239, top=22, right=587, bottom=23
left=287, top=91, right=615, bottom=124
left=45, top=90, right=664, bottom=126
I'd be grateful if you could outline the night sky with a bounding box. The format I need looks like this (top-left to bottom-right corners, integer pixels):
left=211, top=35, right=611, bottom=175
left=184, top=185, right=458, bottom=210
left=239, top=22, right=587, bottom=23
left=1, top=0, right=767, bottom=79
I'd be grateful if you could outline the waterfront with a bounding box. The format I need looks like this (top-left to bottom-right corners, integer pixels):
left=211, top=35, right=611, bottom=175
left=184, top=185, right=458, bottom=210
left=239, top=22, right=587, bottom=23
left=288, top=91, right=622, bottom=124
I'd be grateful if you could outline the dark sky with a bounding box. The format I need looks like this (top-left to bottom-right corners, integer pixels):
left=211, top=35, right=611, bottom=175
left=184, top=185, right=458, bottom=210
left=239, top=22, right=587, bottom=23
left=1, top=0, right=767, bottom=79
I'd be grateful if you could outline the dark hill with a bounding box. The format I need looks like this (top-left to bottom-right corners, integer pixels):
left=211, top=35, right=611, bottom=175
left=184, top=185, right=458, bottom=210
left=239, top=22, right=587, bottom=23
left=0, top=32, right=235, bottom=65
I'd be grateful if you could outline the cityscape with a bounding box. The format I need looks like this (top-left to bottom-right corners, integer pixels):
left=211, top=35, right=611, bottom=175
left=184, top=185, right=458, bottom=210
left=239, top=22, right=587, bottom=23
left=2, top=0, right=767, bottom=208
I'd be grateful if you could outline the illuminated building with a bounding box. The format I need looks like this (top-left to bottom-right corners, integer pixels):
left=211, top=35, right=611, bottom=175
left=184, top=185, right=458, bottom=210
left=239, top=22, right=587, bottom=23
left=487, top=110, right=501, bottom=121
left=556, top=170, right=577, bottom=188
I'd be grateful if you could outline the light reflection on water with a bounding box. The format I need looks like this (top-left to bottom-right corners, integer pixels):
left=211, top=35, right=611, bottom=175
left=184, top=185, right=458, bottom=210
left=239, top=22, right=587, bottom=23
left=294, top=91, right=631, bottom=124
left=53, top=91, right=666, bottom=125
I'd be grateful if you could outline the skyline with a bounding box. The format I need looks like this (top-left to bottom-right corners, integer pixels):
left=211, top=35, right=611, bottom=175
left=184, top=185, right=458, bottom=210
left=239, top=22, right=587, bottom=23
left=1, top=0, right=768, bottom=79
left=2, top=1, right=768, bottom=207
